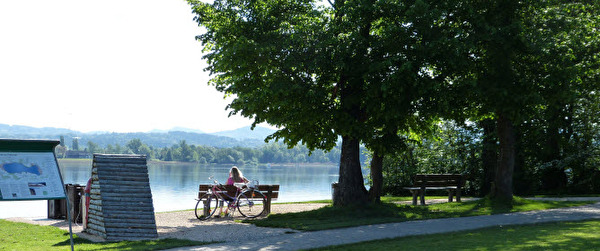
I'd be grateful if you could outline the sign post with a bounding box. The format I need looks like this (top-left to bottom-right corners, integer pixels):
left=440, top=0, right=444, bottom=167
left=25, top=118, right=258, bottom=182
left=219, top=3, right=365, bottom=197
left=0, top=139, right=74, bottom=250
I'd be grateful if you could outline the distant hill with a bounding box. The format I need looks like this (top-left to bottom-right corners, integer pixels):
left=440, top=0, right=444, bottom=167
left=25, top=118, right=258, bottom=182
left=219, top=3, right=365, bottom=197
left=0, top=124, right=78, bottom=137
left=81, top=131, right=265, bottom=148
left=0, top=124, right=275, bottom=149
left=211, top=126, right=276, bottom=140
left=149, top=127, right=205, bottom=134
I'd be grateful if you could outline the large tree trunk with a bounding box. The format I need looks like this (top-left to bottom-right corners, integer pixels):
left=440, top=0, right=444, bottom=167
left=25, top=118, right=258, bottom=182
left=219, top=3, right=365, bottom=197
left=368, top=152, right=383, bottom=203
left=512, top=127, right=530, bottom=195
left=480, top=119, right=497, bottom=197
left=333, top=136, right=368, bottom=207
left=492, top=113, right=516, bottom=202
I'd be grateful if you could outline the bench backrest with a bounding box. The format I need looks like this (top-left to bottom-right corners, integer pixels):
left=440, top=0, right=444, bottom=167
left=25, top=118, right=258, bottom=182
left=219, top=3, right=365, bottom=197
left=198, top=184, right=279, bottom=200
left=413, top=174, right=464, bottom=188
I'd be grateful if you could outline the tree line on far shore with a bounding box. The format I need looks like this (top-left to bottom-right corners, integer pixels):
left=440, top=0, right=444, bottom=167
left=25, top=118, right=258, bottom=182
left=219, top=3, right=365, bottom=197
left=55, top=137, right=353, bottom=165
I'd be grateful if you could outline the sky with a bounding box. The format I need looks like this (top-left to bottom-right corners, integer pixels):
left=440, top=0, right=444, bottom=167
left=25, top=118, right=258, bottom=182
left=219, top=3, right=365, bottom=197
left=0, top=0, right=257, bottom=133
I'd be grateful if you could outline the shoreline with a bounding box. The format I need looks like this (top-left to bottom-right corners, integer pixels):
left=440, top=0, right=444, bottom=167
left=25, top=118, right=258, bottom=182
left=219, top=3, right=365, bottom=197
left=58, top=158, right=338, bottom=167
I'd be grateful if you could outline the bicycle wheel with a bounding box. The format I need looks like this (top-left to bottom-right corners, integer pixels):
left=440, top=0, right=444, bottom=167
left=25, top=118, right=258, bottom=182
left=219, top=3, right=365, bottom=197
left=236, top=189, right=266, bottom=218
left=195, top=193, right=219, bottom=220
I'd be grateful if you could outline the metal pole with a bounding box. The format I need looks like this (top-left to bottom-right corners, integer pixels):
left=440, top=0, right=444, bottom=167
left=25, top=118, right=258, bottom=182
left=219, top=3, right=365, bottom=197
left=53, top=143, right=74, bottom=251
left=65, top=188, right=75, bottom=251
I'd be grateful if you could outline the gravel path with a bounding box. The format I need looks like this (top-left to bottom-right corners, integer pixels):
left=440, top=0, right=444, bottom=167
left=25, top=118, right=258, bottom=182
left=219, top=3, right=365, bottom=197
left=155, top=203, right=329, bottom=243
left=4, top=203, right=329, bottom=243
left=6, top=198, right=600, bottom=250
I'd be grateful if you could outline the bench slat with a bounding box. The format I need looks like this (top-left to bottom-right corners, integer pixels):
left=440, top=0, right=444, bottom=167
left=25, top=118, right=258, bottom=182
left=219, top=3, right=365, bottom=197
left=196, top=193, right=279, bottom=199
left=198, top=184, right=279, bottom=199
left=197, top=183, right=279, bottom=216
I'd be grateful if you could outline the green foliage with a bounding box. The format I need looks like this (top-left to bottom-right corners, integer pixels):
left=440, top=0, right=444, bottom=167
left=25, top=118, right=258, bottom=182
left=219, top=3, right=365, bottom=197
left=512, top=1, right=600, bottom=195
left=380, top=117, right=599, bottom=197
left=190, top=0, right=339, bottom=151
left=71, top=138, right=79, bottom=151
left=53, top=131, right=266, bottom=150
left=189, top=0, right=482, bottom=205
left=86, top=141, right=100, bottom=154
left=187, top=0, right=600, bottom=202
left=375, top=0, right=600, bottom=198
left=380, top=121, right=483, bottom=196
left=63, top=138, right=356, bottom=164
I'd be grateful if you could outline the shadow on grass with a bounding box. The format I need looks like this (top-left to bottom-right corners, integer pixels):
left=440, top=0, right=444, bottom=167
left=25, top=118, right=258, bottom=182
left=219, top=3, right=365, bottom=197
left=246, top=197, right=593, bottom=231
left=2, top=219, right=210, bottom=251
left=311, top=220, right=600, bottom=250
left=52, top=235, right=207, bottom=251
left=247, top=202, right=453, bottom=231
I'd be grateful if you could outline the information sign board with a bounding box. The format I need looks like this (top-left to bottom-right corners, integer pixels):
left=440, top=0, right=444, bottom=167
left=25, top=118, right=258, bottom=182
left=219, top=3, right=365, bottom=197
left=0, top=140, right=65, bottom=201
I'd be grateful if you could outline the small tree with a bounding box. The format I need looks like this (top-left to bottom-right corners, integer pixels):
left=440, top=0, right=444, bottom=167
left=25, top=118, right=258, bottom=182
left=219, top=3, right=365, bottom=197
left=126, top=139, right=144, bottom=154
left=72, top=138, right=80, bottom=151
left=87, top=141, right=100, bottom=154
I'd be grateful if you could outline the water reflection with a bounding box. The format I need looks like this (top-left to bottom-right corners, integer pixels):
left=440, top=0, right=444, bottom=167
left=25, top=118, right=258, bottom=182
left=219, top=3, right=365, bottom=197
left=0, top=160, right=339, bottom=218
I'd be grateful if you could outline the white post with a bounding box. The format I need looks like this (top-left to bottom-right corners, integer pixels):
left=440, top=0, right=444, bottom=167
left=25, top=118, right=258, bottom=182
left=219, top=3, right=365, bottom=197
left=82, top=193, right=87, bottom=230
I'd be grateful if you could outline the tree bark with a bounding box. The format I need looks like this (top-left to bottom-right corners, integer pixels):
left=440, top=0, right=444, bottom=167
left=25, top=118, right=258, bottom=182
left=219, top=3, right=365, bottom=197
left=368, top=152, right=383, bottom=203
left=480, top=119, right=497, bottom=197
left=493, top=113, right=516, bottom=202
left=333, top=136, right=368, bottom=207
left=512, top=127, right=529, bottom=195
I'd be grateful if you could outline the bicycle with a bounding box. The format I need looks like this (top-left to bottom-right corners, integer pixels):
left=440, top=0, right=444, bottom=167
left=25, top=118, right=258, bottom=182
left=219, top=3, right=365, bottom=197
left=195, top=176, right=267, bottom=220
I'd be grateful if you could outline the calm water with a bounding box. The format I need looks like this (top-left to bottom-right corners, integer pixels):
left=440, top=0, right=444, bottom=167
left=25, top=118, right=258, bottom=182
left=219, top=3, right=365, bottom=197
left=0, top=160, right=340, bottom=218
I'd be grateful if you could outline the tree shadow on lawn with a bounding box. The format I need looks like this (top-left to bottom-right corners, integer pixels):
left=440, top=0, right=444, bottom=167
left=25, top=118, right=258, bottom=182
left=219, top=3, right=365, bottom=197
left=52, top=234, right=206, bottom=251
left=247, top=197, right=592, bottom=231
left=314, top=220, right=600, bottom=250
left=246, top=201, right=466, bottom=231
left=385, top=220, right=600, bottom=250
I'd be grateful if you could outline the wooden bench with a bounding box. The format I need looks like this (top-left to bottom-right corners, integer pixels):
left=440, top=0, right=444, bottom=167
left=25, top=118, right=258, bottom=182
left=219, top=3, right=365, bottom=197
left=403, top=174, right=464, bottom=205
left=198, top=184, right=279, bottom=216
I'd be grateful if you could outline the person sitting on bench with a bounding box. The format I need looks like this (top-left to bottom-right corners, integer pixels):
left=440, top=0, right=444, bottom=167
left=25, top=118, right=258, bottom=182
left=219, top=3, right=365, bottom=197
left=218, top=166, right=249, bottom=217
left=226, top=166, right=249, bottom=185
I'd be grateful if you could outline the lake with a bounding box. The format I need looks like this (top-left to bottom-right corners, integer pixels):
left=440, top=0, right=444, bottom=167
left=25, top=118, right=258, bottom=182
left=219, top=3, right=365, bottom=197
left=0, top=160, right=340, bottom=218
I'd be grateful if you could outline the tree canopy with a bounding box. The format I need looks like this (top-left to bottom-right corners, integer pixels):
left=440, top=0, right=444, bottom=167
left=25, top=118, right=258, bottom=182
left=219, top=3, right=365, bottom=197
left=189, top=0, right=471, bottom=205
left=188, top=0, right=599, bottom=206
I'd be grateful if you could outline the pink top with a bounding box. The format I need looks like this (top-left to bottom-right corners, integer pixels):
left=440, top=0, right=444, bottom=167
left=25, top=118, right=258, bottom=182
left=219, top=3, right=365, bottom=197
left=226, top=177, right=248, bottom=185
left=226, top=177, right=235, bottom=185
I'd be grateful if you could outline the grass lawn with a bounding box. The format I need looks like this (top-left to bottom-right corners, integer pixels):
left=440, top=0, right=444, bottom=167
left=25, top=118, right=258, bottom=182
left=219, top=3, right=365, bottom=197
left=534, top=194, right=600, bottom=198
left=247, top=197, right=594, bottom=231
left=1, top=197, right=595, bottom=250
left=310, top=220, right=600, bottom=250
left=0, top=220, right=209, bottom=251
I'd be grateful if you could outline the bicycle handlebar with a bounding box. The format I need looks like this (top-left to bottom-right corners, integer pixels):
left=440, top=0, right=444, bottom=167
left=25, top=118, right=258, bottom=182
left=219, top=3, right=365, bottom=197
left=208, top=176, right=220, bottom=185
